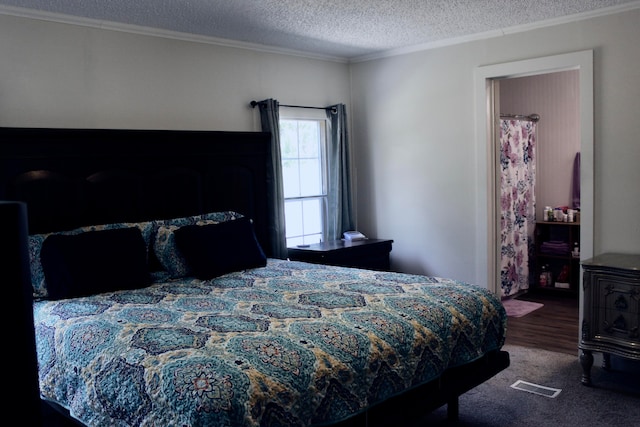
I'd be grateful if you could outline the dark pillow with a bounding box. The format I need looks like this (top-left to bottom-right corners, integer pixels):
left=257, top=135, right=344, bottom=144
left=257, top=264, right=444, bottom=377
left=41, top=227, right=150, bottom=300
left=174, top=217, right=267, bottom=280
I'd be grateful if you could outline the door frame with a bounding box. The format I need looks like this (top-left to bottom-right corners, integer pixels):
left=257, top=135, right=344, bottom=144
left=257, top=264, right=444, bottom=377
left=473, top=50, right=594, bottom=304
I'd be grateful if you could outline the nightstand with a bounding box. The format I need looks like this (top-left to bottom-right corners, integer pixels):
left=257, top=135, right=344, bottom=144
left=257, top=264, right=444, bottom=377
left=287, top=239, right=393, bottom=271
left=579, top=253, right=640, bottom=385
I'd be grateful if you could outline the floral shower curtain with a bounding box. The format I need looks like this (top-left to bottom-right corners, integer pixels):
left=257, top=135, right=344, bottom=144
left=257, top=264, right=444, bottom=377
left=499, top=119, right=537, bottom=297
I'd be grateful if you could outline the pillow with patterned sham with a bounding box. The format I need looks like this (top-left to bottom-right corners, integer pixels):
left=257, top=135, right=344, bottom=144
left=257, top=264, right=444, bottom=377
left=154, top=220, right=219, bottom=278
left=153, top=225, right=190, bottom=278
left=152, top=211, right=242, bottom=230
left=29, top=212, right=242, bottom=297
left=174, top=217, right=266, bottom=280
left=152, top=212, right=242, bottom=278
left=29, top=220, right=155, bottom=299
left=40, top=227, right=151, bottom=300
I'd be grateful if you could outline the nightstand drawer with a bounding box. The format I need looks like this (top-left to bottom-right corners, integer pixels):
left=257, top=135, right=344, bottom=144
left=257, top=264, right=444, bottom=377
left=288, top=239, right=393, bottom=271
left=594, top=308, right=640, bottom=342
left=594, top=274, right=640, bottom=313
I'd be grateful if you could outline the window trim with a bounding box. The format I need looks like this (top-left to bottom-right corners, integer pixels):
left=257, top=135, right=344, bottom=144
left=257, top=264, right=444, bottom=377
left=279, top=110, right=330, bottom=246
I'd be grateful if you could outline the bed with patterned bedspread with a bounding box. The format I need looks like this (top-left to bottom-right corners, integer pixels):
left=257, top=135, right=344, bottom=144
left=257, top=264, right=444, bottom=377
left=31, top=214, right=507, bottom=427
left=1, top=127, right=509, bottom=427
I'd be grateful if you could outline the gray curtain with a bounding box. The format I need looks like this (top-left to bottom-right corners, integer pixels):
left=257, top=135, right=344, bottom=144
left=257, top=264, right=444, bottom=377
left=326, top=103, right=355, bottom=240
left=255, top=98, right=288, bottom=259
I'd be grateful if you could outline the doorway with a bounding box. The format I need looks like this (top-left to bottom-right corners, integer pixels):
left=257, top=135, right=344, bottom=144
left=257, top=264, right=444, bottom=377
left=473, top=50, right=594, bottom=340
left=497, top=70, right=580, bottom=298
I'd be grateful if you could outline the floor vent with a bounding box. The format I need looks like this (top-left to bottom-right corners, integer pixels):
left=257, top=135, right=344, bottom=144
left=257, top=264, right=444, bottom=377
left=510, top=380, right=562, bottom=398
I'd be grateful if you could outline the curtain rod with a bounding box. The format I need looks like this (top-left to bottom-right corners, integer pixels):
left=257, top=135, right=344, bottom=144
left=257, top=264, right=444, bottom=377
left=500, top=113, right=540, bottom=122
left=250, top=100, right=337, bottom=113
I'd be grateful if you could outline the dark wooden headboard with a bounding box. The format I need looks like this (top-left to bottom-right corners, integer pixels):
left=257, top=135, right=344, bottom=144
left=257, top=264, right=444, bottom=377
left=0, top=127, right=273, bottom=257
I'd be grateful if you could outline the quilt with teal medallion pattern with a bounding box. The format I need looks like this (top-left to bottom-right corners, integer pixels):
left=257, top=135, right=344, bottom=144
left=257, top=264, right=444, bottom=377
left=34, top=259, right=506, bottom=427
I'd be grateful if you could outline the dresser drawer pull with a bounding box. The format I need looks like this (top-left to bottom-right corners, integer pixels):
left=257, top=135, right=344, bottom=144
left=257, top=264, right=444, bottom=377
left=614, top=295, right=628, bottom=310
left=604, top=315, right=627, bottom=334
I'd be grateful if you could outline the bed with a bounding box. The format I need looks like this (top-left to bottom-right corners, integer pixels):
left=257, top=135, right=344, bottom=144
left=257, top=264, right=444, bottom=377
left=1, top=127, right=509, bottom=427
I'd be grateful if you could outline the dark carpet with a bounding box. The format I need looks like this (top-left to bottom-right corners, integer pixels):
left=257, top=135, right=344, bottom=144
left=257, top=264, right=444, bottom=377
left=414, top=344, right=640, bottom=426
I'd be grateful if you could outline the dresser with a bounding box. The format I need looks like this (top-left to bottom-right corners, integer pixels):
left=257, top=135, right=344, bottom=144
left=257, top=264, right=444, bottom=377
left=579, top=253, right=640, bottom=385
left=287, top=239, right=393, bottom=271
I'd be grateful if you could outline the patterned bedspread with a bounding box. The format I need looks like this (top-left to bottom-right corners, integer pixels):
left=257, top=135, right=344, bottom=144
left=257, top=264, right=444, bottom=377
left=34, top=259, right=507, bottom=427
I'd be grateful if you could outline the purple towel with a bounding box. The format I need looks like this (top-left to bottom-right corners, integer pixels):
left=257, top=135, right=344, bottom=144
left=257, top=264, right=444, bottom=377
left=541, top=241, right=570, bottom=255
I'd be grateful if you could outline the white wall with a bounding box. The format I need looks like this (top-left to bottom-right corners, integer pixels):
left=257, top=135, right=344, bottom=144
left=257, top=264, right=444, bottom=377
left=1, top=10, right=639, bottom=289
left=0, top=14, right=350, bottom=131
left=350, top=10, right=640, bottom=284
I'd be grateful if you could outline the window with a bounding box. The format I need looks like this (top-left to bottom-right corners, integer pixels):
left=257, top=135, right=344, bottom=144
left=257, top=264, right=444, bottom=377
left=280, top=115, right=328, bottom=247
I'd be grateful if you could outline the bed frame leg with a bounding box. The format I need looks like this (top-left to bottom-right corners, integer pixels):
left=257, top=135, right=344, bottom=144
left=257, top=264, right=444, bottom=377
left=447, top=396, right=459, bottom=421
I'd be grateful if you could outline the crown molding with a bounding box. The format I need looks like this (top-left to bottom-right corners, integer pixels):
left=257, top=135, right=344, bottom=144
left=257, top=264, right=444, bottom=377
left=351, top=1, right=640, bottom=62
left=0, top=4, right=349, bottom=63
left=1, top=1, right=638, bottom=64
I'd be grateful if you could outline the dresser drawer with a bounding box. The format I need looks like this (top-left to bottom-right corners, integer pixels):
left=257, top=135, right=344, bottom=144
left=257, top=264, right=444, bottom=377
left=596, top=277, right=640, bottom=313
left=594, top=308, right=640, bottom=343
left=589, top=270, right=640, bottom=343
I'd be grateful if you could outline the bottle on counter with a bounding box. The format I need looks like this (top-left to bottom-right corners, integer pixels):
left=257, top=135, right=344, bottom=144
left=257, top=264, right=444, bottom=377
left=540, top=265, right=549, bottom=287
left=545, top=206, right=553, bottom=221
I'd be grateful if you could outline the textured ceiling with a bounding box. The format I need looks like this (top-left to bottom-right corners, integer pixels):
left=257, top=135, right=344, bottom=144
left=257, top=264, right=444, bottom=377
left=1, top=0, right=637, bottom=60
